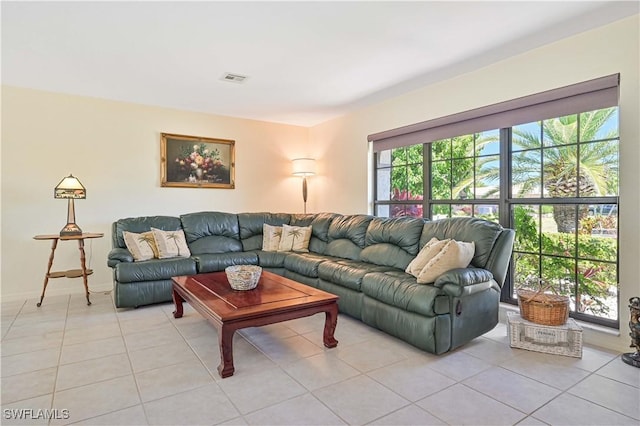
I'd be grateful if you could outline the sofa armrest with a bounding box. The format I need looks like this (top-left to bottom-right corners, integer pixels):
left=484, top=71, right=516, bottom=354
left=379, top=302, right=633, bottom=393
left=108, top=248, right=134, bottom=267
left=433, top=267, right=495, bottom=297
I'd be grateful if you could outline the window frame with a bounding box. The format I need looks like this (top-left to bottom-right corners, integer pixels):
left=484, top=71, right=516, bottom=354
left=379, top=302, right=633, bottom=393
left=372, top=109, right=620, bottom=329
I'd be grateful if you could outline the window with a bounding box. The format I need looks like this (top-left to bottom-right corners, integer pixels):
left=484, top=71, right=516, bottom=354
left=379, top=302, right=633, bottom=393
left=370, top=75, right=620, bottom=327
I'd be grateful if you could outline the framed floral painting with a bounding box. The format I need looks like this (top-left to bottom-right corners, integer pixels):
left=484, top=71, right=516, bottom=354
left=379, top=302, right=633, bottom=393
left=161, top=133, right=235, bottom=189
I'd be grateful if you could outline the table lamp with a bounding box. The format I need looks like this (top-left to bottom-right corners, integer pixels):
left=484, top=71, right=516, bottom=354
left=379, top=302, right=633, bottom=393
left=54, top=174, right=86, bottom=236
left=292, top=158, right=316, bottom=214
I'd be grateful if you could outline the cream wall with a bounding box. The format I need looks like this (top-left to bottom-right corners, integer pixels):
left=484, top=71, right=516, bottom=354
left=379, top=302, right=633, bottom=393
left=1, top=88, right=310, bottom=300
left=310, top=15, right=640, bottom=352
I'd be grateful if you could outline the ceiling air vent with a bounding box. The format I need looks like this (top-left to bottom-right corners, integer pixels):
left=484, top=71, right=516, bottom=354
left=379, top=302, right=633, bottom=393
left=220, top=72, right=249, bottom=84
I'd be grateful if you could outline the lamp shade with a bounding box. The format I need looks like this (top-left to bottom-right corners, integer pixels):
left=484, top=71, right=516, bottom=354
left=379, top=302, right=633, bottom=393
left=292, top=158, right=316, bottom=176
left=54, top=174, right=86, bottom=199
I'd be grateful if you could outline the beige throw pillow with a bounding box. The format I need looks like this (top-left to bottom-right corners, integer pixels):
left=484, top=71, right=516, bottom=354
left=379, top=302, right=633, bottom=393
left=123, top=231, right=158, bottom=261
left=416, top=240, right=475, bottom=284
left=262, top=224, right=283, bottom=252
left=406, top=237, right=451, bottom=278
left=151, top=228, right=191, bottom=259
left=278, top=224, right=312, bottom=252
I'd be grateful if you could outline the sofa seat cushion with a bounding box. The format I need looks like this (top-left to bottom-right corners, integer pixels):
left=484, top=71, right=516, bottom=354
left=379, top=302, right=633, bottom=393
left=361, top=271, right=449, bottom=317
left=317, top=260, right=395, bottom=292
left=254, top=250, right=289, bottom=268
left=115, top=257, right=197, bottom=283
left=283, top=252, right=338, bottom=278
left=194, top=252, right=258, bottom=273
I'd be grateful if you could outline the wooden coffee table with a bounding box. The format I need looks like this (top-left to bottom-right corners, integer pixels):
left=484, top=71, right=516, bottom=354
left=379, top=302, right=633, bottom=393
left=172, top=270, right=339, bottom=378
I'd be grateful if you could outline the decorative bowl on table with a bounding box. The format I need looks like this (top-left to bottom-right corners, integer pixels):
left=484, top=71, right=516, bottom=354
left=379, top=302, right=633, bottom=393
left=225, top=265, right=262, bottom=291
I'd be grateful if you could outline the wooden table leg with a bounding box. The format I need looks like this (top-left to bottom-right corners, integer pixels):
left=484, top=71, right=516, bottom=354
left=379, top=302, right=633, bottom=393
left=172, top=288, right=184, bottom=319
left=323, top=303, right=339, bottom=348
left=37, top=239, right=59, bottom=307
left=77, top=239, right=91, bottom=305
left=217, top=325, right=235, bottom=378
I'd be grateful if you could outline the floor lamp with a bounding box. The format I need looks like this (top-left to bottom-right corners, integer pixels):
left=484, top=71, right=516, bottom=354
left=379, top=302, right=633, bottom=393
left=292, top=158, right=316, bottom=214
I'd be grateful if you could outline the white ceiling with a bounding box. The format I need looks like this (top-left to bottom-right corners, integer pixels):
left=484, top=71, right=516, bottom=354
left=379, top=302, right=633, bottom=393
left=2, top=1, right=638, bottom=127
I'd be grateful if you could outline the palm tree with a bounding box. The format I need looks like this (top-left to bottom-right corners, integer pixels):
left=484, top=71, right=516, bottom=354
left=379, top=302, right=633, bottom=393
left=166, top=231, right=183, bottom=256
left=512, top=108, right=618, bottom=232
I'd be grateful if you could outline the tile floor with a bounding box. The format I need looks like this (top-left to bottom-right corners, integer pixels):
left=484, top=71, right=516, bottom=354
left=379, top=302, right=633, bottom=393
left=1, top=292, right=639, bottom=425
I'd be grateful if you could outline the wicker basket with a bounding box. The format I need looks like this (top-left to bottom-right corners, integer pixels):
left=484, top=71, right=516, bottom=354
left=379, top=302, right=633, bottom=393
left=225, top=265, right=262, bottom=291
left=517, top=288, right=570, bottom=326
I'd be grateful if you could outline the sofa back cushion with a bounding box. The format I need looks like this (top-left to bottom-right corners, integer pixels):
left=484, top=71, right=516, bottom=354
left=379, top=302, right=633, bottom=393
left=290, top=212, right=338, bottom=254
left=180, top=211, right=243, bottom=254
left=325, top=214, right=373, bottom=260
left=113, top=216, right=182, bottom=249
left=238, top=212, right=291, bottom=251
left=361, top=216, right=425, bottom=270
left=419, top=217, right=503, bottom=268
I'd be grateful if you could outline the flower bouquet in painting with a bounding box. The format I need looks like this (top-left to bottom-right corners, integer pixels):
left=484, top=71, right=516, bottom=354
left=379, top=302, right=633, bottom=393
left=172, top=143, right=230, bottom=183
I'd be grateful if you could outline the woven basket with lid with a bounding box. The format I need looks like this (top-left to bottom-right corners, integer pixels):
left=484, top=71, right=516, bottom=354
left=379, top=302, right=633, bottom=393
left=517, top=288, right=570, bottom=326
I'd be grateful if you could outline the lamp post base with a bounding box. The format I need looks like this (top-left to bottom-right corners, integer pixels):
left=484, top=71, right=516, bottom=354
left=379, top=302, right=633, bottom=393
left=60, top=223, right=82, bottom=236
left=621, top=352, right=640, bottom=368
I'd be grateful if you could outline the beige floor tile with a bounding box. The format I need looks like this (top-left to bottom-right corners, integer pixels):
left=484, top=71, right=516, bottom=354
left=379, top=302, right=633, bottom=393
left=189, top=332, right=278, bottom=378
left=51, top=375, right=140, bottom=425
left=143, top=383, right=239, bottom=425
left=134, top=359, right=215, bottom=403
left=4, top=319, right=66, bottom=340
left=62, top=322, right=122, bottom=346
left=0, top=394, right=52, bottom=425
left=501, top=351, right=590, bottom=390
left=331, top=316, right=386, bottom=347
left=217, top=368, right=306, bottom=414
left=1, top=348, right=60, bottom=378
left=0, top=331, right=63, bottom=356
left=64, top=311, right=118, bottom=331
left=239, top=323, right=297, bottom=342
left=217, top=417, right=248, bottom=426
left=463, top=366, right=561, bottom=414
left=596, top=356, right=640, bottom=388
left=56, top=352, right=132, bottom=391
left=59, top=335, right=126, bottom=365
left=129, top=340, right=200, bottom=373
left=70, top=404, right=148, bottom=425
left=244, top=393, right=346, bottom=425
left=416, top=383, right=526, bottom=425
left=368, top=356, right=456, bottom=402
left=368, top=404, right=446, bottom=425
left=424, top=350, right=492, bottom=381
left=568, top=373, right=640, bottom=420
left=461, top=336, right=522, bottom=364
left=173, top=317, right=216, bottom=340
left=119, top=314, right=173, bottom=336
left=0, top=367, right=57, bottom=404
left=531, top=392, right=638, bottom=425
left=313, top=375, right=409, bottom=425
left=123, top=325, right=184, bottom=352
left=284, top=352, right=360, bottom=391
left=283, top=313, right=326, bottom=335
left=250, top=334, right=324, bottom=365
left=334, top=338, right=408, bottom=372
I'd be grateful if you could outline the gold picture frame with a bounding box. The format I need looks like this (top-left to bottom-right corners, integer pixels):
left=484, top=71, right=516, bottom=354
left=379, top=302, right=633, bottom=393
left=161, top=133, right=235, bottom=189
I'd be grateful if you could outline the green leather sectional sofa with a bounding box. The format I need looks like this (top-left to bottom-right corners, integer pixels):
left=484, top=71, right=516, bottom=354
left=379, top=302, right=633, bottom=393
left=107, top=212, right=514, bottom=354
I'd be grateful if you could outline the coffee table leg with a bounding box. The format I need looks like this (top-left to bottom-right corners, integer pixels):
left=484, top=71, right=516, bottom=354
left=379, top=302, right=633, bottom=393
left=172, top=288, right=184, bottom=319
left=217, top=325, right=235, bottom=378
left=323, top=303, right=339, bottom=348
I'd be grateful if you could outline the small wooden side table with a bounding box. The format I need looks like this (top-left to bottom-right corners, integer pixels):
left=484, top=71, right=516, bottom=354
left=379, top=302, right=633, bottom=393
left=34, top=233, right=104, bottom=307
